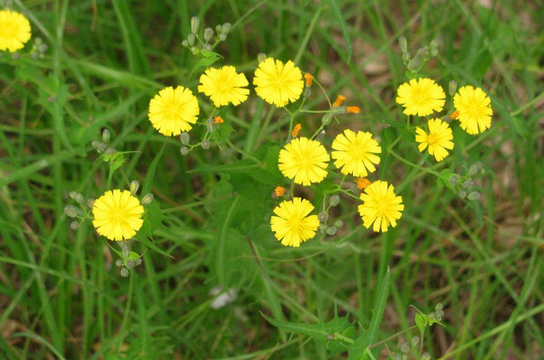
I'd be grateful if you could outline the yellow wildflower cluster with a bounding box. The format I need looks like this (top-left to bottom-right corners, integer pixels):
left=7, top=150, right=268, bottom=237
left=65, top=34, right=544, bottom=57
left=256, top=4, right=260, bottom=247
left=396, top=78, right=493, bottom=162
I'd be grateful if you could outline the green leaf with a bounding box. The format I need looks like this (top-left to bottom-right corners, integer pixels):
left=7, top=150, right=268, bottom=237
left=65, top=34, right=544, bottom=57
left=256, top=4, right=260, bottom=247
left=325, top=0, right=352, bottom=63
left=133, top=233, right=173, bottom=259
left=348, top=269, right=390, bottom=360
left=437, top=169, right=455, bottom=189
left=139, top=201, right=165, bottom=237
left=415, top=312, right=427, bottom=340
left=261, top=313, right=327, bottom=339
left=211, top=120, right=233, bottom=143
left=141, top=143, right=165, bottom=195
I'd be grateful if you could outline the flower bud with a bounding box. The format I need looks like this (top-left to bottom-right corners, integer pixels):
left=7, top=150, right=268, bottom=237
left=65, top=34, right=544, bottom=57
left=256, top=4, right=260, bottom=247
left=468, top=162, right=483, bottom=177
left=180, top=147, right=189, bottom=156
left=141, top=193, right=154, bottom=205
left=321, top=112, right=333, bottom=126
left=319, top=223, right=328, bottom=233
left=69, top=191, right=78, bottom=200
left=180, top=132, right=190, bottom=145
left=402, top=52, right=410, bottom=64
left=187, top=33, right=195, bottom=46
left=334, top=220, right=343, bottom=229
left=318, top=212, right=329, bottom=222
left=201, top=140, right=211, bottom=150
left=191, top=46, right=199, bottom=54
left=105, top=147, right=116, bottom=156
left=222, top=23, right=232, bottom=34
left=462, top=179, right=473, bottom=189
left=190, top=16, right=200, bottom=34
left=75, top=193, right=84, bottom=205
left=135, top=258, right=142, bottom=266
left=130, top=180, right=140, bottom=195
left=399, top=36, right=408, bottom=53
left=126, top=260, right=135, bottom=268
left=204, top=27, right=214, bottom=42
left=203, top=44, right=212, bottom=52
left=257, top=53, right=267, bottom=63
left=91, top=140, right=106, bottom=153
left=70, top=221, right=80, bottom=230
left=449, top=174, right=460, bottom=187
left=326, top=226, right=337, bottom=236
left=329, top=195, right=340, bottom=207
left=448, top=80, right=457, bottom=96
left=316, top=130, right=326, bottom=142
left=115, top=260, right=122, bottom=267
left=421, top=353, right=431, bottom=360
left=458, top=190, right=467, bottom=199
left=467, top=191, right=481, bottom=201
left=206, top=117, right=216, bottom=133
left=410, top=336, right=420, bottom=347
left=120, top=268, right=129, bottom=277
left=87, top=198, right=95, bottom=208
left=64, top=205, right=77, bottom=218
left=102, top=129, right=110, bottom=143
left=182, top=40, right=189, bottom=47
left=218, top=34, right=227, bottom=41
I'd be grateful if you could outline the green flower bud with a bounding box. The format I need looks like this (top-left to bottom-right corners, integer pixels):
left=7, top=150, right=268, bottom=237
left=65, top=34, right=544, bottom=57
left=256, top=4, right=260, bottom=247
left=87, top=198, right=95, bottom=208
left=204, top=27, right=214, bottom=42
left=75, top=193, right=84, bottom=205
left=462, top=179, right=473, bottom=189
left=181, top=40, right=188, bottom=47
left=70, top=221, right=80, bottom=230
left=130, top=180, right=140, bottom=195
left=318, top=212, right=329, bottom=222
left=69, top=191, right=78, bottom=200
left=468, top=162, right=483, bottom=177
left=399, top=36, right=408, bottom=53
left=257, top=53, right=267, bottom=63
left=120, top=268, right=129, bottom=277
left=180, top=147, right=189, bottom=156
left=334, top=220, right=343, bottom=229
left=180, top=132, right=190, bottom=145
left=448, top=80, right=457, bottom=96
left=203, top=44, right=212, bottom=52
left=91, top=140, right=106, bottom=153
left=218, top=34, right=227, bottom=42
left=326, top=226, right=337, bottom=236
left=190, top=16, right=200, bottom=34
left=115, top=260, right=122, bottom=267
left=467, top=191, right=481, bottom=201
left=201, top=140, right=211, bottom=150
left=215, top=24, right=223, bottom=33
left=222, top=23, right=231, bottom=34
left=321, top=112, right=333, bottom=126
left=102, top=129, right=110, bottom=143
left=402, top=52, right=410, bottom=64
left=206, top=118, right=215, bottom=133
left=319, top=224, right=328, bottom=233
left=458, top=190, right=467, bottom=199
left=449, top=174, right=460, bottom=187
left=410, top=336, right=420, bottom=347
left=105, top=147, right=116, bottom=156
left=329, top=195, right=340, bottom=207
left=316, top=130, right=326, bottom=142
left=187, top=33, right=195, bottom=46
left=141, top=193, right=154, bottom=205
left=64, top=205, right=77, bottom=218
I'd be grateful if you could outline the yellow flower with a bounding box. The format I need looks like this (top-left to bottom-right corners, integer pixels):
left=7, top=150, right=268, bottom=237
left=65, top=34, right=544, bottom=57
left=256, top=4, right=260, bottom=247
left=278, top=137, right=330, bottom=186
left=270, top=197, right=319, bottom=247
left=253, top=58, right=304, bottom=107
left=198, top=66, right=249, bottom=107
left=333, top=95, right=346, bottom=108
left=331, top=129, right=381, bottom=177
left=415, top=118, right=454, bottom=162
left=148, top=86, right=200, bottom=136
left=396, top=78, right=445, bottom=116
left=358, top=181, right=404, bottom=233
left=453, top=86, right=493, bottom=135
left=92, top=190, right=144, bottom=241
left=0, top=10, right=31, bottom=52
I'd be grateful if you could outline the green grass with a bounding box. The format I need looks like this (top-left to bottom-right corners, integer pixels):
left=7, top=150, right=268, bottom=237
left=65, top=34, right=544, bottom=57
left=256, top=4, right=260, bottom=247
left=1, top=0, right=544, bottom=359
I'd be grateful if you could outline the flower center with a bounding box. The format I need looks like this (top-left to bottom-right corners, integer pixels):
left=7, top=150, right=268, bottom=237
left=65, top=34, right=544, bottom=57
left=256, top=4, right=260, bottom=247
left=427, top=134, right=439, bottom=146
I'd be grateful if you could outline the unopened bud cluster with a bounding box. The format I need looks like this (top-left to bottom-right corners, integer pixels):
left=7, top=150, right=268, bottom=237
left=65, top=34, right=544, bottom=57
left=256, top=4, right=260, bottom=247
left=182, top=16, right=232, bottom=54
left=447, top=161, right=485, bottom=200
left=318, top=195, right=343, bottom=236
left=31, top=37, right=48, bottom=59
left=399, top=37, right=440, bottom=76
left=65, top=191, right=96, bottom=231
left=116, top=241, right=143, bottom=277
left=392, top=335, right=421, bottom=360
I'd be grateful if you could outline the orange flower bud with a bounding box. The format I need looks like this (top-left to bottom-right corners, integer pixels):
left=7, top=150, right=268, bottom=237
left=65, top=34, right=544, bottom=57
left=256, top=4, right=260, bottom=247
left=274, top=186, right=286, bottom=197
left=292, top=124, right=302, bottom=137
left=347, top=106, right=360, bottom=114
left=304, top=73, right=314, bottom=87
left=449, top=110, right=460, bottom=119
left=213, top=116, right=224, bottom=124
left=333, top=95, right=346, bottom=108
left=356, top=178, right=372, bottom=190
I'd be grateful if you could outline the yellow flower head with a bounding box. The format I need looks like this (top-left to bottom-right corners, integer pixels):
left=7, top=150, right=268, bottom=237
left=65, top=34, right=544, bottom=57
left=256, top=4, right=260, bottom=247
left=270, top=197, right=319, bottom=247
left=0, top=10, right=31, bottom=52
left=253, top=58, right=304, bottom=107
left=148, top=86, right=200, bottom=136
left=198, top=66, right=249, bottom=107
left=358, top=181, right=404, bottom=233
left=453, top=86, right=493, bottom=135
left=278, top=137, right=330, bottom=186
left=415, top=118, right=454, bottom=162
left=331, top=129, right=381, bottom=177
left=92, top=190, right=144, bottom=241
left=396, top=78, right=445, bottom=116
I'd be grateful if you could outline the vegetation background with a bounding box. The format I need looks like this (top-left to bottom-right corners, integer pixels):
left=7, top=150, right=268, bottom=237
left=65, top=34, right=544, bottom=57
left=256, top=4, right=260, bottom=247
left=1, top=0, right=544, bottom=359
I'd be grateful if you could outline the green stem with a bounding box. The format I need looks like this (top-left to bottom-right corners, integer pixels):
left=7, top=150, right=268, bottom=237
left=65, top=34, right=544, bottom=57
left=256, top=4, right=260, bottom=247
left=388, top=149, right=440, bottom=177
